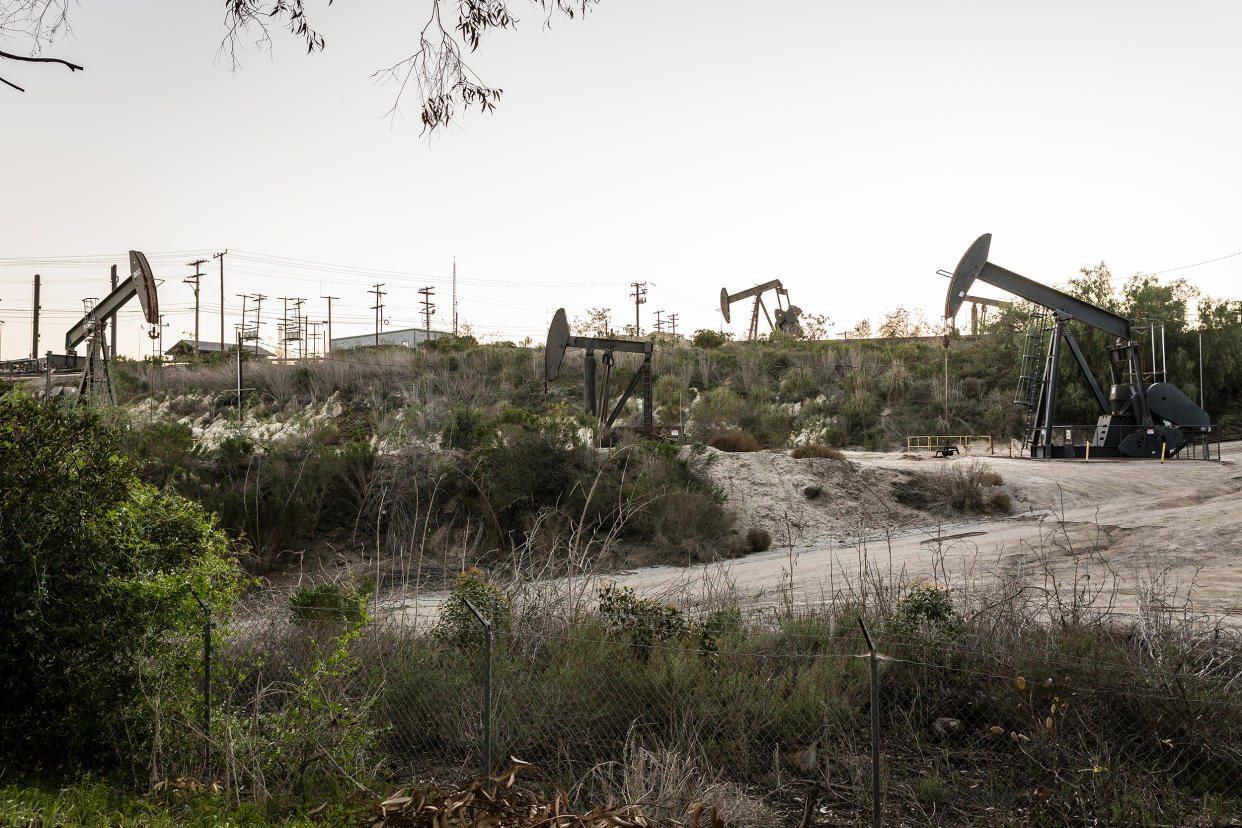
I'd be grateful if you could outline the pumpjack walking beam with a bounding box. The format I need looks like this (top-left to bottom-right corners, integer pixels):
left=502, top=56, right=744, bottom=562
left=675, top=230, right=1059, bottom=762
left=719, top=279, right=802, bottom=340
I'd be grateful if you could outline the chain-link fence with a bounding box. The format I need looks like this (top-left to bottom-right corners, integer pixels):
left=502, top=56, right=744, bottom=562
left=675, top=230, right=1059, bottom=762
left=187, top=577, right=1242, bottom=826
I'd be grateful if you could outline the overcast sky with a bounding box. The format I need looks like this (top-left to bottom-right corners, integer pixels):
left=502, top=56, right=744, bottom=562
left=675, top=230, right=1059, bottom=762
left=2, top=0, right=1240, bottom=359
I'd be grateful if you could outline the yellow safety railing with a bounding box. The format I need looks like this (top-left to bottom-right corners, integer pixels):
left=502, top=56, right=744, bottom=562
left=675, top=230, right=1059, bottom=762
left=906, top=435, right=994, bottom=456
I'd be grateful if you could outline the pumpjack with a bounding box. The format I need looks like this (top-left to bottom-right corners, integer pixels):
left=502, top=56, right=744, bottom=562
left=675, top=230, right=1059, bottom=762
left=65, top=251, right=160, bottom=404
left=719, top=280, right=802, bottom=340
left=545, top=308, right=653, bottom=430
left=946, top=234, right=1210, bottom=458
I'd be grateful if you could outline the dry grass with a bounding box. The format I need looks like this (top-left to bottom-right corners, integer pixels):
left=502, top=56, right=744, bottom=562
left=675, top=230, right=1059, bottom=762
left=708, top=430, right=760, bottom=452
left=892, top=459, right=1012, bottom=514
left=791, top=444, right=846, bottom=461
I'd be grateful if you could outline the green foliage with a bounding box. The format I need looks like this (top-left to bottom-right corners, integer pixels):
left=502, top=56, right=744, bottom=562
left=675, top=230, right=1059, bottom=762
left=886, top=584, right=963, bottom=642
left=598, top=585, right=692, bottom=659
left=0, top=393, right=244, bottom=773
left=442, top=402, right=489, bottom=451
left=289, top=581, right=369, bottom=627
left=692, top=329, right=730, bottom=349
left=434, top=567, right=512, bottom=645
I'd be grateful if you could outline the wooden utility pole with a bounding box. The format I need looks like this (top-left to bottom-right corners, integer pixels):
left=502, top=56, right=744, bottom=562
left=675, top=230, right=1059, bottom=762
left=31, top=273, right=40, bottom=359
left=322, top=295, right=339, bottom=355
left=668, top=313, right=678, bottom=337
left=369, top=284, right=386, bottom=347
left=630, top=282, right=647, bottom=336
left=212, top=250, right=227, bottom=350
left=418, top=287, right=436, bottom=339
left=185, top=260, right=207, bottom=357
left=653, top=309, right=664, bottom=334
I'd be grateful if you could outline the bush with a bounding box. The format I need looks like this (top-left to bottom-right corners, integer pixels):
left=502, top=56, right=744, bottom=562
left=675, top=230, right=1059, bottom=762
left=692, top=329, right=729, bottom=349
left=709, top=429, right=760, bottom=452
left=791, top=444, right=846, bottom=461
left=289, top=581, right=369, bottom=628
left=434, top=568, right=512, bottom=646
left=745, top=527, right=772, bottom=552
left=442, top=402, right=489, bottom=451
left=802, top=485, right=823, bottom=500
left=891, top=460, right=1012, bottom=515
left=0, top=393, right=243, bottom=774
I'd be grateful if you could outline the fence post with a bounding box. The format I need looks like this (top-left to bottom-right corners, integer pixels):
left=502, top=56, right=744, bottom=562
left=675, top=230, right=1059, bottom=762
left=186, top=585, right=212, bottom=784
left=858, top=617, right=881, bottom=828
left=463, top=598, right=493, bottom=780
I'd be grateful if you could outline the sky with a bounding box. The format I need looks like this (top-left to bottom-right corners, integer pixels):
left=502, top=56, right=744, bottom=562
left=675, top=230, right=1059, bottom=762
left=2, top=0, right=1241, bottom=360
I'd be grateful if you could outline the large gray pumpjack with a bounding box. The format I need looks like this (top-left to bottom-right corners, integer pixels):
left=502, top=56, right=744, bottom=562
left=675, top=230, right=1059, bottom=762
left=545, top=308, right=653, bottom=431
left=65, top=251, right=160, bottom=404
left=946, top=234, right=1210, bottom=459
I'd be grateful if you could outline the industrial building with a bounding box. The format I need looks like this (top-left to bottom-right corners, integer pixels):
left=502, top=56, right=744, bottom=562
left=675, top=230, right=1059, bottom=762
left=331, top=327, right=445, bottom=351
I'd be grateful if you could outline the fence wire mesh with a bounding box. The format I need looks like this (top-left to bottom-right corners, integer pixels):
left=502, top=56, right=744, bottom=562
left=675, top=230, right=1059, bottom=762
left=200, top=578, right=1242, bottom=826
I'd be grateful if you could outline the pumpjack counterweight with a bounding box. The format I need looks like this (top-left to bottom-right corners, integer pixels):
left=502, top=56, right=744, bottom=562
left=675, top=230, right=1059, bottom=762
left=945, top=234, right=1210, bottom=459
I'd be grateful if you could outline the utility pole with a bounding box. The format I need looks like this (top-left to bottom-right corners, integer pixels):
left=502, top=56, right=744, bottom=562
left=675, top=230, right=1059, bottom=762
left=31, top=273, right=40, bottom=359
left=186, top=259, right=208, bottom=357
left=452, top=258, right=458, bottom=336
left=369, top=283, right=386, bottom=348
left=322, top=295, right=339, bottom=355
left=109, top=265, right=118, bottom=358
left=653, top=309, right=664, bottom=334
left=630, top=281, right=647, bottom=336
left=291, top=298, right=306, bottom=361
left=279, top=297, right=289, bottom=359
left=418, top=287, right=436, bottom=339
left=251, top=294, right=265, bottom=355
left=212, top=250, right=227, bottom=350
left=668, top=313, right=678, bottom=337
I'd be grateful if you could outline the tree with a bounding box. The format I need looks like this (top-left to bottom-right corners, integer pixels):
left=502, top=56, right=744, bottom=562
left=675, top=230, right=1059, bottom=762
left=0, top=0, right=83, bottom=91
left=0, top=393, right=244, bottom=773
left=2, top=0, right=597, bottom=132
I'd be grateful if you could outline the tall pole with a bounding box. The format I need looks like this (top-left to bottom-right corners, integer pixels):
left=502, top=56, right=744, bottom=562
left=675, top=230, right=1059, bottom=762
left=1199, top=329, right=1204, bottom=410
left=630, top=281, right=647, bottom=336
left=31, top=273, right=40, bottom=359
left=668, top=313, right=678, bottom=337
left=452, top=258, right=458, bottom=336
left=369, top=284, right=386, bottom=348
left=109, top=264, right=118, bottom=358
left=213, top=250, right=228, bottom=350
left=653, top=309, right=663, bottom=334
left=419, top=287, right=436, bottom=339
left=252, top=294, right=266, bottom=356
left=185, top=259, right=207, bottom=357
left=322, top=295, right=339, bottom=355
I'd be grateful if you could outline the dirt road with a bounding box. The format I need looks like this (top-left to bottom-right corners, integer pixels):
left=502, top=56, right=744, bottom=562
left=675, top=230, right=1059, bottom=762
left=607, top=442, right=1242, bottom=618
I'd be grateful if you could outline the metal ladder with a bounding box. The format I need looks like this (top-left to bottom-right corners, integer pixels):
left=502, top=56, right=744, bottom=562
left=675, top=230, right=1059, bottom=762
left=1013, top=308, right=1051, bottom=450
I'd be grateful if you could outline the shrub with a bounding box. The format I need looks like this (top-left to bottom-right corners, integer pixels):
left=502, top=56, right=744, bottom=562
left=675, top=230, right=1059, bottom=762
left=745, top=527, right=772, bottom=552
left=803, top=485, right=823, bottom=500
left=0, top=393, right=243, bottom=774
left=891, top=460, right=1012, bottom=515
left=791, top=444, right=846, bottom=461
left=692, top=329, right=729, bottom=349
left=289, top=581, right=369, bottom=628
left=434, top=568, right=512, bottom=646
left=442, top=402, right=489, bottom=451
left=709, top=429, right=760, bottom=452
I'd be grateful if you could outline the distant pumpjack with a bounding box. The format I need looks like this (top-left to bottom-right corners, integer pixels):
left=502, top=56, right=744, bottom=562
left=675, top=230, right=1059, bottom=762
left=719, top=279, right=803, bottom=340
left=65, top=251, right=160, bottom=405
left=545, top=308, right=653, bottom=431
left=945, top=234, right=1209, bottom=458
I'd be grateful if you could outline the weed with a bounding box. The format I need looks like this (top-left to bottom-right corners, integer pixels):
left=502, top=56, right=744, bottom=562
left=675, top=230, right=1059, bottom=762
left=791, top=444, right=846, bottom=460
left=708, top=429, right=760, bottom=452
